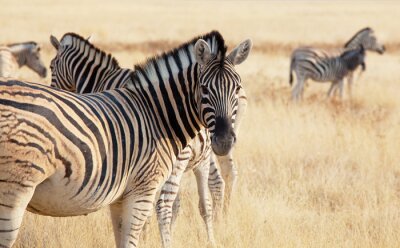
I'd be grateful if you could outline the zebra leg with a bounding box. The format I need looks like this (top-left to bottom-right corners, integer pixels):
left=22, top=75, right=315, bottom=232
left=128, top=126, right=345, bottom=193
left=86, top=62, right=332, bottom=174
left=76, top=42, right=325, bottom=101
left=119, top=187, right=158, bottom=248
left=338, top=79, right=345, bottom=99
left=347, top=73, right=354, bottom=99
left=194, top=160, right=216, bottom=247
left=291, top=76, right=304, bottom=101
left=327, top=82, right=336, bottom=98
left=157, top=156, right=188, bottom=248
left=171, top=191, right=181, bottom=227
left=109, top=201, right=123, bottom=247
left=216, top=151, right=237, bottom=215
left=208, top=153, right=225, bottom=220
left=0, top=184, right=37, bottom=247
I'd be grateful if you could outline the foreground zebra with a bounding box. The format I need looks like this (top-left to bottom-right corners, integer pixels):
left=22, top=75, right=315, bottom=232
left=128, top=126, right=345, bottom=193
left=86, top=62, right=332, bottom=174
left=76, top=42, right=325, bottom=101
left=289, top=27, right=385, bottom=100
left=0, top=31, right=251, bottom=248
left=48, top=33, right=247, bottom=220
left=49, top=32, right=249, bottom=247
left=0, top=41, right=47, bottom=78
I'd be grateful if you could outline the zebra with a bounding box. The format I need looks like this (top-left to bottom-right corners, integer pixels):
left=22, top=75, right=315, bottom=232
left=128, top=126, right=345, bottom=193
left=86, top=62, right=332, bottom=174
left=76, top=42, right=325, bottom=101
left=0, top=31, right=250, bottom=248
left=0, top=41, right=47, bottom=78
left=290, top=45, right=366, bottom=101
left=48, top=32, right=249, bottom=247
left=289, top=27, right=385, bottom=100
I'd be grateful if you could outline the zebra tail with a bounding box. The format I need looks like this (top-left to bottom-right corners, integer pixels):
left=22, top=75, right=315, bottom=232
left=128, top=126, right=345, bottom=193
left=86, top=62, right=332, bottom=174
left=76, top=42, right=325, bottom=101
left=289, top=57, right=294, bottom=86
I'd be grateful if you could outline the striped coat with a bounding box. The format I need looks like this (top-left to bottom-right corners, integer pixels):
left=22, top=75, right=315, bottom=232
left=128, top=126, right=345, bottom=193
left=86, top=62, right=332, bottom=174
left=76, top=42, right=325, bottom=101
left=0, top=31, right=251, bottom=248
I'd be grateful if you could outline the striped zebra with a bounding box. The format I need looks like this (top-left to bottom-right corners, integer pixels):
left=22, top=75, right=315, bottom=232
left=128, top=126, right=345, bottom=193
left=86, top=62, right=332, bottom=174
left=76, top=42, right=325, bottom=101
left=289, top=27, right=385, bottom=100
left=49, top=32, right=249, bottom=247
left=290, top=45, right=366, bottom=101
left=0, top=31, right=250, bottom=248
left=0, top=41, right=47, bottom=78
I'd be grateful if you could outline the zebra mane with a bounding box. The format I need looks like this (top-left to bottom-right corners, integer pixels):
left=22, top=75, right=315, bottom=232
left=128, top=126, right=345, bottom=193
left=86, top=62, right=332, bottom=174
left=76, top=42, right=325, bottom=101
left=344, top=27, right=373, bottom=48
left=60, top=32, right=120, bottom=69
left=6, top=41, right=38, bottom=48
left=132, top=30, right=227, bottom=81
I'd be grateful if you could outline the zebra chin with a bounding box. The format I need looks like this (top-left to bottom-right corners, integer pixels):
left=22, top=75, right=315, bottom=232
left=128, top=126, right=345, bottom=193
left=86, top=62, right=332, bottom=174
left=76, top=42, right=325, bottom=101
left=211, top=135, right=235, bottom=156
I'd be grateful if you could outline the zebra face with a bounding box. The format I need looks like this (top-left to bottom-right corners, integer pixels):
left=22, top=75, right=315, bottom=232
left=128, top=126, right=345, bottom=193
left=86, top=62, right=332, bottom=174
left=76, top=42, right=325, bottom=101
left=49, top=35, right=75, bottom=91
left=26, top=44, right=47, bottom=78
left=194, top=38, right=252, bottom=156
left=364, top=31, right=385, bottom=54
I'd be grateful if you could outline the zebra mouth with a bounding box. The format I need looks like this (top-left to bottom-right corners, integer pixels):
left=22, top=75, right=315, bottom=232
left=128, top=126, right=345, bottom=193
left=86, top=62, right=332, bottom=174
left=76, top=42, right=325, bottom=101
left=211, top=136, right=234, bottom=156
left=39, top=68, right=47, bottom=78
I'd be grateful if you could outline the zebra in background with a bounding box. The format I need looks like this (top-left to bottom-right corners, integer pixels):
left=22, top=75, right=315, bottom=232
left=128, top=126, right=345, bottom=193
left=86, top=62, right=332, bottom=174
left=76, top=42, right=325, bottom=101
left=289, top=27, right=385, bottom=100
left=0, top=41, right=47, bottom=79
left=290, top=45, right=366, bottom=101
left=49, top=32, right=249, bottom=247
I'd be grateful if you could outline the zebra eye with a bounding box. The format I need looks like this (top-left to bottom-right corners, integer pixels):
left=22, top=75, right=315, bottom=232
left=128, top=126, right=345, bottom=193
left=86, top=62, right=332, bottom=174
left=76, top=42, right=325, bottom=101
left=201, top=86, right=209, bottom=95
left=235, top=86, right=241, bottom=94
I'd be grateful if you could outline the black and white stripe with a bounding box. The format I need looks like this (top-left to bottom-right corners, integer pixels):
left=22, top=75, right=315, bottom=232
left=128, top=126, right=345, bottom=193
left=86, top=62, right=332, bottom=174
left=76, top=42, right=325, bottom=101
left=289, top=27, right=385, bottom=100
left=290, top=45, right=366, bottom=101
left=0, top=31, right=251, bottom=248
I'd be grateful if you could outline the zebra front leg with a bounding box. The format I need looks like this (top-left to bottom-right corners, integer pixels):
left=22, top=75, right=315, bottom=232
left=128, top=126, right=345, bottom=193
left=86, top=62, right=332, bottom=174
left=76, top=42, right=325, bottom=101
left=157, top=157, right=188, bottom=248
left=171, top=191, right=181, bottom=227
left=216, top=151, right=237, bottom=216
left=208, top=153, right=225, bottom=220
left=347, top=72, right=354, bottom=99
left=194, top=160, right=216, bottom=247
left=338, top=79, right=345, bottom=99
left=119, top=187, right=158, bottom=248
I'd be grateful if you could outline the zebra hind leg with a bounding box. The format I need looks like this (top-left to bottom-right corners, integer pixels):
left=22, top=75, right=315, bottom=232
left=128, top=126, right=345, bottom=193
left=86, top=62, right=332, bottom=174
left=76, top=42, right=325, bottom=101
left=0, top=182, right=37, bottom=247
left=208, top=153, right=225, bottom=221
left=327, top=81, right=337, bottom=98
left=109, top=201, right=123, bottom=247
left=291, top=76, right=305, bottom=102
left=194, top=159, right=216, bottom=247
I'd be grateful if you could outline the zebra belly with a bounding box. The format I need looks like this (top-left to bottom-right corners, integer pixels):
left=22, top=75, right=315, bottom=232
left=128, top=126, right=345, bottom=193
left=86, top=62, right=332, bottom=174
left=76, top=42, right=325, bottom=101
left=309, top=76, right=340, bottom=83
left=28, top=173, right=123, bottom=217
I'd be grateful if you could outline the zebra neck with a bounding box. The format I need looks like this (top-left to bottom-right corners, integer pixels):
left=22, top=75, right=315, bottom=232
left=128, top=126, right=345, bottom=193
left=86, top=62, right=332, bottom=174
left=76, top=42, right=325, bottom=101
left=8, top=47, right=27, bottom=67
left=344, top=30, right=369, bottom=50
left=130, top=63, right=202, bottom=155
left=64, top=35, right=123, bottom=93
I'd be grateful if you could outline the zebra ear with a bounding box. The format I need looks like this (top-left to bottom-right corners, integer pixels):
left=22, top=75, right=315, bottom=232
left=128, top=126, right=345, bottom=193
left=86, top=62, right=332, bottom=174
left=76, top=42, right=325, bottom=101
left=227, top=39, right=252, bottom=65
left=50, top=35, right=60, bottom=50
left=194, top=39, right=212, bottom=66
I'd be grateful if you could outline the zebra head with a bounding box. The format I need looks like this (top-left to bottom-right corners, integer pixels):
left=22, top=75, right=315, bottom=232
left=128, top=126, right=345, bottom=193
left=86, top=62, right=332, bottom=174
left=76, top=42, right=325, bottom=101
left=49, top=35, right=75, bottom=91
left=9, top=42, right=47, bottom=78
left=194, top=38, right=252, bottom=156
left=49, top=34, right=95, bottom=92
left=345, top=27, right=385, bottom=55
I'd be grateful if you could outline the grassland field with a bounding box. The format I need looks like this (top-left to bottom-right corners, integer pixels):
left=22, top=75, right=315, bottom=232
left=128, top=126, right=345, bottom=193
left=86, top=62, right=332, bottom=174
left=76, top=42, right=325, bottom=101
left=1, top=0, right=400, bottom=247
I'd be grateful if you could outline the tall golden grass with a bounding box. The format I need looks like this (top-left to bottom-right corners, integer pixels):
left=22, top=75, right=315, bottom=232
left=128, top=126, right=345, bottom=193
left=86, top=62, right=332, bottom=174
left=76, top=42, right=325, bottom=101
left=1, top=0, right=400, bottom=247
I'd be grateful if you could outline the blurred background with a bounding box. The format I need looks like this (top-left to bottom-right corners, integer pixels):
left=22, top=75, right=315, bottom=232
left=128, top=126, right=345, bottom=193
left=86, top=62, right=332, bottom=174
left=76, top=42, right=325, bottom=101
left=1, top=0, right=400, bottom=247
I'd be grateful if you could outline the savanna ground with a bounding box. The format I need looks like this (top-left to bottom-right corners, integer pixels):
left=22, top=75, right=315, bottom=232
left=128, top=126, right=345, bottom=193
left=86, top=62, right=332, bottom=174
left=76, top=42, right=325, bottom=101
left=1, top=0, right=400, bottom=247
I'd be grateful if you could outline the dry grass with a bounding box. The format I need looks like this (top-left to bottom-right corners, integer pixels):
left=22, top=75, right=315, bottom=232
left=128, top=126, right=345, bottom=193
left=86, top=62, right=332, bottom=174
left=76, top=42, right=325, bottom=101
left=1, top=0, right=400, bottom=247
